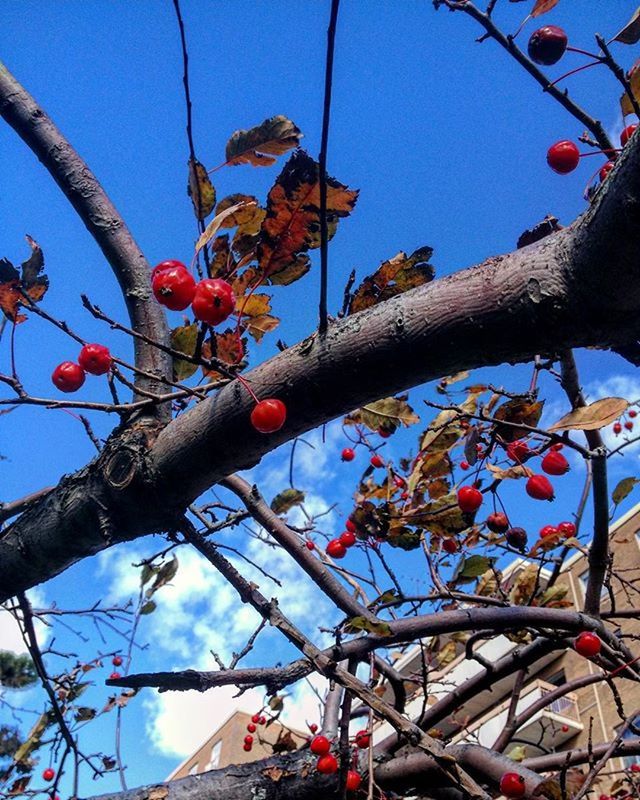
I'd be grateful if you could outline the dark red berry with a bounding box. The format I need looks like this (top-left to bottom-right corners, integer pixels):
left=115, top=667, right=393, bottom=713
left=506, top=527, right=528, bottom=551
left=327, top=539, right=347, bottom=559
left=52, top=362, right=85, bottom=393
left=346, top=519, right=357, bottom=533
left=378, top=428, right=391, bottom=438
left=152, top=265, right=196, bottom=310
left=547, top=141, right=580, bottom=175
left=247, top=723, right=256, bottom=733
left=541, top=450, right=570, bottom=476
left=192, top=278, right=235, bottom=326
left=355, top=730, right=371, bottom=748
left=341, top=447, right=355, bottom=462
left=629, top=409, right=637, bottom=418
left=442, top=539, right=458, bottom=554
left=528, top=25, right=568, bottom=65
left=460, top=460, right=470, bottom=471
left=621, top=124, right=638, bottom=146
left=259, top=715, right=266, bottom=725
left=562, top=724, right=569, bottom=733
left=486, top=512, right=509, bottom=533
left=309, top=723, right=318, bottom=733
left=310, top=735, right=331, bottom=755
left=599, top=161, right=615, bottom=182
left=499, top=772, right=526, bottom=798
left=243, top=743, right=252, bottom=752
left=613, top=422, right=622, bottom=435
left=316, top=754, right=338, bottom=774
left=625, top=420, right=634, bottom=431
left=251, top=714, right=260, bottom=724
left=526, top=475, right=555, bottom=501
left=42, top=769, right=55, bottom=782
left=370, top=454, right=384, bottom=468
left=506, top=441, right=530, bottom=463
left=78, top=343, right=112, bottom=375
left=244, top=735, right=254, bottom=745
left=574, top=631, right=601, bottom=658
left=109, top=671, right=121, bottom=680
left=457, top=486, right=483, bottom=513
left=305, top=541, right=315, bottom=551
left=250, top=399, right=287, bottom=434
left=393, top=475, right=405, bottom=488
left=340, top=531, right=357, bottom=548
left=112, top=655, right=123, bottom=667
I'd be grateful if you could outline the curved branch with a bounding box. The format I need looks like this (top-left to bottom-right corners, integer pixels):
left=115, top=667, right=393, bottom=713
left=0, top=60, right=171, bottom=400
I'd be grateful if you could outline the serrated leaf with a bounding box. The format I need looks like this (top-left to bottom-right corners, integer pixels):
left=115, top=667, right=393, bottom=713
left=140, top=600, right=156, bottom=615
left=188, top=158, right=216, bottom=220
left=270, top=488, right=305, bottom=515
left=531, top=0, right=559, bottom=16
left=344, top=616, right=392, bottom=636
left=345, top=396, right=419, bottom=435
left=612, top=476, right=640, bottom=505
left=201, top=330, right=247, bottom=380
left=614, top=7, right=640, bottom=44
left=236, top=293, right=272, bottom=318
left=549, top=397, right=628, bottom=432
left=226, top=116, right=302, bottom=167
left=494, top=398, right=544, bottom=441
left=170, top=323, right=199, bottom=381
left=621, top=59, right=640, bottom=116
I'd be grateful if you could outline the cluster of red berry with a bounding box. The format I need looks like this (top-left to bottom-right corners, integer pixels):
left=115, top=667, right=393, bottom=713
left=309, top=730, right=369, bottom=790
left=547, top=125, right=637, bottom=179
left=109, top=654, right=123, bottom=680
left=151, top=260, right=235, bottom=325
left=325, top=519, right=359, bottom=560
left=613, top=408, right=637, bottom=435
left=51, top=343, right=112, bottom=393
left=243, top=713, right=267, bottom=752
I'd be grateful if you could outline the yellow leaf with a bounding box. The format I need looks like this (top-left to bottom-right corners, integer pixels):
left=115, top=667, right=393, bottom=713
left=226, top=116, right=302, bottom=167
left=187, top=158, right=216, bottom=220
left=195, top=200, right=255, bottom=256
left=236, top=293, right=271, bottom=318
left=215, top=194, right=266, bottom=235
left=549, top=397, right=628, bottom=431
left=621, top=60, right=640, bottom=116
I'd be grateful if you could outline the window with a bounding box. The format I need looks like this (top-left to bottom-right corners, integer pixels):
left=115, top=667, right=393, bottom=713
left=546, top=669, right=567, bottom=687
left=188, top=762, right=200, bottom=776
left=579, top=569, right=608, bottom=600
left=207, top=741, right=222, bottom=771
left=621, top=717, right=640, bottom=768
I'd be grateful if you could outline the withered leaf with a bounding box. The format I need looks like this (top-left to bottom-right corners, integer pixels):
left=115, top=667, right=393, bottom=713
left=201, top=331, right=246, bottom=380
left=196, top=200, right=254, bottom=255
left=344, top=616, right=392, bottom=636
left=270, top=488, right=305, bottom=515
left=188, top=158, right=216, bottom=220
left=226, top=116, right=302, bottom=167
left=494, top=398, right=544, bottom=441
left=549, top=397, right=628, bottom=432
left=349, top=246, right=434, bottom=315
left=621, top=59, right=640, bottom=116
left=236, top=292, right=272, bottom=319
left=245, top=313, right=280, bottom=343
left=531, top=0, right=559, bottom=16
left=614, top=7, right=640, bottom=45
left=612, top=476, right=640, bottom=505
left=257, top=150, right=358, bottom=282
left=486, top=463, right=532, bottom=480
left=0, top=237, right=49, bottom=323
left=345, top=396, right=419, bottom=435
left=215, top=194, right=266, bottom=234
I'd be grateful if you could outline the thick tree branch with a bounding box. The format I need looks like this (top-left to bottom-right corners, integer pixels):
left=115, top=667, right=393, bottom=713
left=0, top=60, right=171, bottom=399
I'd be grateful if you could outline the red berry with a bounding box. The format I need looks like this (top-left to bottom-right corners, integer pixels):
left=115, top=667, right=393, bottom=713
left=613, top=422, right=622, bottom=435
left=541, top=450, right=570, bottom=476
left=393, top=475, right=405, bottom=488
left=540, top=525, right=559, bottom=539
left=247, top=723, right=257, bottom=733
left=370, top=454, right=384, bottom=468
left=557, top=521, right=576, bottom=538
left=152, top=265, right=196, bottom=311
left=305, top=541, right=315, bottom=551
left=52, top=362, right=85, bottom=393
left=250, top=399, right=287, bottom=434
left=259, top=716, right=266, bottom=725
left=327, top=539, right=347, bottom=559
left=191, top=278, right=235, bottom=326
left=346, top=519, right=357, bottom=533
left=346, top=771, right=362, bottom=792
left=506, top=527, right=528, bottom=551
left=631, top=763, right=640, bottom=773
left=151, top=259, right=186, bottom=280
left=251, top=714, right=260, bottom=724
left=341, top=448, right=355, bottom=462
left=109, top=671, right=121, bottom=680
left=340, top=531, right=356, bottom=548
left=243, top=743, right=252, bottom=752
left=378, top=428, right=391, bottom=438
left=78, top=343, right=112, bottom=375
left=551, top=442, right=564, bottom=451
left=561, top=724, right=569, bottom=733
left=354, top=730, right=371, bottom=749
left=526, top=475, right=555, bottom=501
left=316, top=754, right=338, bottom=775
left=460, top=460, right=470, bottom=471
left=112, top=656, right=123, bottom=667
left=310, top=735, right=331, bottom=756
left=630, top=409, right=637, bottom=418
left=42, top=769, right=55, bottom=782
left=244, top=735, right=254, bottom=745
left=457, top=486, right=483, bottom=513
left=442, top=539, right=458, bottom=554
left=486, top=512, right=509, bottom=533
left=625, top=420, right=634, bottom=431
left=500, top=772, right=526, bottom=798
left=506, top=441, right=530, bottom=463
left=527, top=25, right=568, bottom=65
left=599, top=161, right=615, bottom=182
left=309, top=723, right=318, bottom=733
left=574, top=631, right=601, bottom=658
left=621, top=124, right=638, bottom=146
left=547, top=140, right=580, bottom=175
left=401, top=491, right=409, bottom=500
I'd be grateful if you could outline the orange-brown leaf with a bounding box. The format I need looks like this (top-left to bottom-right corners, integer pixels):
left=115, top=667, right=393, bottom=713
left=201, top=331, right=246, bottom=379
left=245, top=313, right=280, bottom=343
left=0, top=237, right=49, bottom=323
left=349, top=247, right=434, bottom=315
left=621, top=59, right=640, bottom=116
left=531, top=0, right=559, bottom=16
left=236, top=293, right=271, bottom=318
left=226, top=116, right=302, bottom=167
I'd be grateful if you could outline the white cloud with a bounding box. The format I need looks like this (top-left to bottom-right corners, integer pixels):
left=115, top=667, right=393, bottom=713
left=0, top=588, right=49, bottom=655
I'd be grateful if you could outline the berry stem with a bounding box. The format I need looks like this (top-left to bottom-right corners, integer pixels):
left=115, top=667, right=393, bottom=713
left=547, top=60, right=601, bottom=88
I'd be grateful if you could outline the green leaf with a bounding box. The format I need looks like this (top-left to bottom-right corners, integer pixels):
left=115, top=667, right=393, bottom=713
left=369, top=589, right=398, bottom=609
left=612, top=476, right=640, bottom=505
left=140, top=600, right=157, bottom=615
left=453, top=555, right=496, bottom=583
left=344, top=616, right=392, bottom=636
left=140, top=563, right=157, bottom=587
left=170, top=324, right=199, bottom=381
left=270, top=488, right=305, bottom=515
left=147, top=556, right=179, bottom=597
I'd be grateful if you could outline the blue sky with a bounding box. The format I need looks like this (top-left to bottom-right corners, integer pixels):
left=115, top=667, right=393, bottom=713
left=2, top=0, right=640, bottom=795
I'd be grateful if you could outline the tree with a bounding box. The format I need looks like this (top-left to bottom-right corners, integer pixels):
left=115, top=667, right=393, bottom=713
left=2, top=1, right=640, bottom=799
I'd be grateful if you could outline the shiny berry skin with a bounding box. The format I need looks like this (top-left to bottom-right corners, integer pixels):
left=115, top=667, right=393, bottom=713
left=528, top=25, right=568, bottom=65
left=401, top=491, right=409, bottom=500
left=460, top=460, right=470, bottom=471
left=309, top=723, right=318, bottom=733
left=540, top=524, right=559, bottom=539
left=112, top=655, right=123, bottom=667
left=370, top=454, right=384, bottom=468
left=574, top=631, right=601, bottom=658
left=631, top=763, right=640, bottom=773
left=310, top=735, right=331, bottom=756
left=621, top=124, right=638, bottom=146
left=327, top=539, right=347, bottom=559
left=599, top=161, right=615, bottom=182
left=243, top=743, right=252, bottom=752
left=250, top=399, right=287, bottom=434
left=259, top=716, right=266, bottom=725
left=346, top=771, right=362, bottom=792
left=354, top=730, right=371, bottom=748
left=630, top=409, right=638, bottom=418
left=506, top=440, right=530, bottom=463
left=613, top=422, right=622, bottom=435
left=346, top=519, right=357, bottom=533
left=152, top=265, right=196, bottom=311
left=561, top=724, right=569, bottom=733
left=526, top=474, right=555, bottom=501
left=151, top=259, right=187, bottom=280
left=341, top=447, right=355, bottom=462
left=316, top=754, right=338, bottom=774
left=499, top=772, right=526, bottom=798
left=191, top=278, right=235, bottom=325
left=340, top=531, right=357, bottom=548
left=547, top=140, right=580, bottom=175
left=506, top=527, right=528, bottom=551
left=486, top=512, right=509, bottom=533
left=251, top=714, right=260, bottom=724
left=442, top=539, right=458, bottom=554
left=52, top=362, right=86, bottom=393
left=78, top=343, right=112, bottom=375
left=393, top=475, right=405, bottom=488
left=558, top=521, right=576, bottom=538
left=542, top=450, right=570, bottom=476
left=457, top=486, right=483, bottom=513
left=247, top=723, right=257, bottom=733
left=625, top=420, right=634, bottom=431
left=110, top=671, right=121, bottom=680
left=305, top=541, right=315, bottom=551
left=42, top=769, right=55, bottom=782
left=244, top=735, right=254, bottom=745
